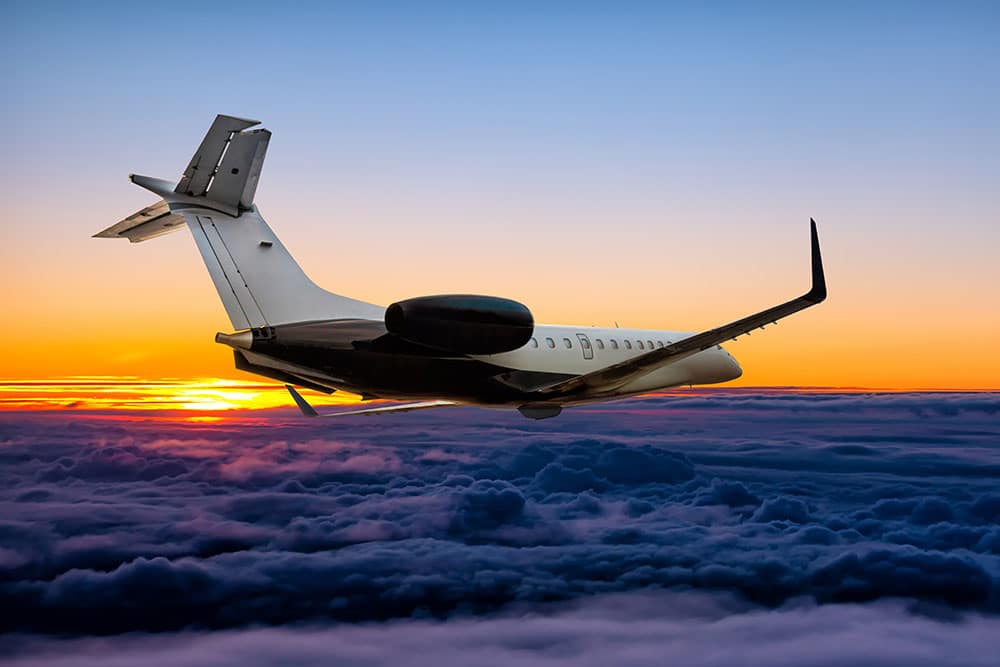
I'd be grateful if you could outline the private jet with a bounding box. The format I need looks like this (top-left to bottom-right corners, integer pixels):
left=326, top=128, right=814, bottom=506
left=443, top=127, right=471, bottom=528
left=96, top=115, right=827, bottom=419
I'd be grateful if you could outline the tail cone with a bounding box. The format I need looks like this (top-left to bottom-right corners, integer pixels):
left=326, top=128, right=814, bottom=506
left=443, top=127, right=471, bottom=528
left=215, top=330, right=252, bottom=350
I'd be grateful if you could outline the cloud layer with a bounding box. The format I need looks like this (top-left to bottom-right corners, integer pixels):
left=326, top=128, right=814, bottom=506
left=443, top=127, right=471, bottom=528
left=4, top=592, right=1000, bottom=667
left=1, top=391, right=999, bottom=660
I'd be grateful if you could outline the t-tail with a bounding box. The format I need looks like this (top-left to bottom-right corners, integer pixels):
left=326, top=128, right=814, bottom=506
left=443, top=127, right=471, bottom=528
left=94, top=114, right=384, bottom=330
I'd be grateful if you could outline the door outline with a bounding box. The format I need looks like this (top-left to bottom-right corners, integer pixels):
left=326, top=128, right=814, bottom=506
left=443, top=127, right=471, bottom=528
left=576, top=333, right=594, bottom=360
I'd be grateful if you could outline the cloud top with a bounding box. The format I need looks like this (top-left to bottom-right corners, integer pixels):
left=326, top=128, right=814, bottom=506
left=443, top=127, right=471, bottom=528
left=0, top=392, right=998, bottom=642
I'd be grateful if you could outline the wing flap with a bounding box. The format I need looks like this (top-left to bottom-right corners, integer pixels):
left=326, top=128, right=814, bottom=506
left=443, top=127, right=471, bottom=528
left=538, top=219, right=827, bottom=396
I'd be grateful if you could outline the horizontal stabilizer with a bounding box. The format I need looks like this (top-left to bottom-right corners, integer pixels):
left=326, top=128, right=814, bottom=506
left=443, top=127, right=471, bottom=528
left=92, top=199, right=185, bottom=243
left=285, top=385, right=457, bottom=419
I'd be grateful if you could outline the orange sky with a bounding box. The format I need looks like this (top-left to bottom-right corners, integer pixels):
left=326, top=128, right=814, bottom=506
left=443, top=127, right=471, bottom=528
left=4, top=218, right=998, bottom=391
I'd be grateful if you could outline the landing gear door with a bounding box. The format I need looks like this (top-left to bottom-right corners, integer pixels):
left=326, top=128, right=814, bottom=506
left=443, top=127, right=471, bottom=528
left=576, top=333, right=594, bottom=360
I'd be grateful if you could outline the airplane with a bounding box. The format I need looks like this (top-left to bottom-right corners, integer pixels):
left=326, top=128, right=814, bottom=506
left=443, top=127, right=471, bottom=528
left=96, top=114, right=827, bottom=420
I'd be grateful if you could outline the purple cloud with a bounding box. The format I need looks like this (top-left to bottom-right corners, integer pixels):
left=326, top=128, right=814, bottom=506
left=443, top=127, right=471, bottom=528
left=3, top=592, right=1000, bottom=667
left=0, top=391, right=998, bottom=653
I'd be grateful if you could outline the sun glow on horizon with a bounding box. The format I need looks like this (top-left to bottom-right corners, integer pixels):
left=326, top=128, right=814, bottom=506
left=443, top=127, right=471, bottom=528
left=0, top=377, right=362, bottom=414
left=1, top=377, right=995, bottom=419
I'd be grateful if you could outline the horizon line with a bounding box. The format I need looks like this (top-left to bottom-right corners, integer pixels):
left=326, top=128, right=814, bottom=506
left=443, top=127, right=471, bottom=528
left=0, top=376, right=997, bottom=416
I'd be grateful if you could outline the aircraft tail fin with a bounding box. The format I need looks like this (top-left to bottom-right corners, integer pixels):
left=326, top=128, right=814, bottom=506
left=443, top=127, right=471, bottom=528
left=94, top=115, right=385, bottom=329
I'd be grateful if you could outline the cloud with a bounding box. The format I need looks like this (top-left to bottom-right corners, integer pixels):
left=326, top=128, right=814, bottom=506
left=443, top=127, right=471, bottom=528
left=751, top=496, right=811, bottom=523
left=0, top=391, right=998, bottom=640
left=2, top=592, right=1000, bottom=667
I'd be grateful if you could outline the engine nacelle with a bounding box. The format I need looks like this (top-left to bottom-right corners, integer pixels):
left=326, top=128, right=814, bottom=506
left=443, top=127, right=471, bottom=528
left=385, top=294, right=534, bottom=355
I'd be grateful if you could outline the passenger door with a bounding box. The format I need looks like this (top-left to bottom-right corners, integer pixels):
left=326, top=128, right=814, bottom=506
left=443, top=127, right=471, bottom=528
left=576, top=333, right=594, bottom=360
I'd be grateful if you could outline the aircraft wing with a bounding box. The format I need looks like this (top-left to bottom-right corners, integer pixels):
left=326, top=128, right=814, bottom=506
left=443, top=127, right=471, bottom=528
left=285, top=385, right=457, bottom=418
left=538, top=220, right=827, bottom=397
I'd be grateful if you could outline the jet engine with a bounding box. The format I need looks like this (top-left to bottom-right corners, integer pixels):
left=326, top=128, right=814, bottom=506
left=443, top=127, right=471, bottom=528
left=385, top=295, right=534, bottom=355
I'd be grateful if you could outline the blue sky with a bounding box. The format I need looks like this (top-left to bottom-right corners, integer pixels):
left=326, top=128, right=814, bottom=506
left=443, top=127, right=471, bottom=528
left=7, top=0, right=996, bottom=224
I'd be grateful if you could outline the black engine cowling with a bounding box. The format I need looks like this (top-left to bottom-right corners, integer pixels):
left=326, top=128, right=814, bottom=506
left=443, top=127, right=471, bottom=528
left=385, top=295, right=534, bottom=355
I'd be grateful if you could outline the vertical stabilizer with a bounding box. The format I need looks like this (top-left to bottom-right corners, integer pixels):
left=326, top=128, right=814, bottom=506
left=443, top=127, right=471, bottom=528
left=96, top=114, right=386, bottom=329
left=181, top=208, right=385, bottom=329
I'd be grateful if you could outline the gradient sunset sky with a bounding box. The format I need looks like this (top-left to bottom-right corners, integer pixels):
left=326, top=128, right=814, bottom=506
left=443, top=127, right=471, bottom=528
left=3, top=1, right=999, bottom=397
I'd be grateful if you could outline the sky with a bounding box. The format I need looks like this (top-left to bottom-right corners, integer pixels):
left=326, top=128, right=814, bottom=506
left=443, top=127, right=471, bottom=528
left=2, top=391, right=999, bottom=664
left=2, top=1, right=998, bottom=394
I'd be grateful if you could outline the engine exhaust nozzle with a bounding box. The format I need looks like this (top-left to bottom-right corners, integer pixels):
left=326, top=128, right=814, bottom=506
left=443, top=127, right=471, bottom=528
left=215, top=330, right=253, bottom=350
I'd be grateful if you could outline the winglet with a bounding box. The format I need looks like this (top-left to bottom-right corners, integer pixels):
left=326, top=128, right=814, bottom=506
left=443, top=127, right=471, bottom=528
left=285, top=385, right=319, bottom=417
left=534, top=217, right=831, bottom=397
left=806, top=218, right=827, bottom=303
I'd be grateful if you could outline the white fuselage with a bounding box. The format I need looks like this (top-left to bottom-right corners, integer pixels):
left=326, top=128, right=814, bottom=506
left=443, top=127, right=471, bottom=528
left=477, top=323, right=742, bottom=403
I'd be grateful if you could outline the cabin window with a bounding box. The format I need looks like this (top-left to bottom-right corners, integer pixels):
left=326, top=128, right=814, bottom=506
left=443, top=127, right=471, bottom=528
left=563, top=338, right=572, bottom=349
left=596, top=339, right=604, bottom=350
left=647, top=340, right=654, bottom=349
left=656, top=340, right=664, bottom=348
left=637, top=340, right=644, bottom=350
left=546, top=337, right=555, bottom=348
left=624, top=340, right=632, bottom=350
left=611, top=340, right=619, bottom=350
left=581, top=338, right=591, bottom=349
left=530, top=338, right=538, bottom=348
